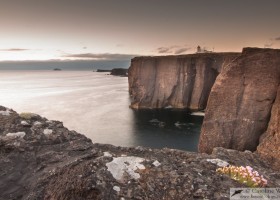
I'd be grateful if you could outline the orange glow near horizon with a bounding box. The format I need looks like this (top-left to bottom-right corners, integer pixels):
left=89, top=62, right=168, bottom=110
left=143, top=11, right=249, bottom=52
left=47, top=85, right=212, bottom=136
left=0, top=0, right=279, bottom=61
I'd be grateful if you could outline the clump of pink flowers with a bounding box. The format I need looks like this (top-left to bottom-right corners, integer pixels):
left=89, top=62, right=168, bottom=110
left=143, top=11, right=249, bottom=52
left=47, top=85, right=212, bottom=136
left=216, top=165, right=268, bottom=187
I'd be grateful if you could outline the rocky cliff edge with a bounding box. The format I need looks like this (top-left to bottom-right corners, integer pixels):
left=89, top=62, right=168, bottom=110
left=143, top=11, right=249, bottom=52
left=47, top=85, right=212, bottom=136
left=1, top=105, right=279, bottom=199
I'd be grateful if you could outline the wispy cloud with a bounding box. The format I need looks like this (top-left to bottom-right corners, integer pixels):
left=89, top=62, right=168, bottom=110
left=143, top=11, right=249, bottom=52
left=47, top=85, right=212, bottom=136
left=0, top=48, right=29, bottom=51
left=156, top=45, right=191, bottom=54
left=264, top=43, right=273, bottom=48
left=157, top=47, right=173, bottom=54
left=174, top=47, right=191, bottom=54
left=62, top=53, right=140, bottom=60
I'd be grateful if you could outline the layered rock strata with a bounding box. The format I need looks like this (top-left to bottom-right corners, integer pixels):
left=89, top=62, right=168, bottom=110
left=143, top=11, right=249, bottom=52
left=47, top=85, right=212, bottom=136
left=199, top=48, right=280, bottom=155
left=128, top=53, right=240, bottom=110
left=1, top=106, right=279, bottom=200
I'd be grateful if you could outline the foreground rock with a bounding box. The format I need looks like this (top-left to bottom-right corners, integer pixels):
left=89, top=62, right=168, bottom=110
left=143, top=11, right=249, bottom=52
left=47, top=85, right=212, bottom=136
left=128, top=53, right=240, bottom=110
left=0, top=106, right=279, bottom=199
left=199, top=48, right=280, bottom=154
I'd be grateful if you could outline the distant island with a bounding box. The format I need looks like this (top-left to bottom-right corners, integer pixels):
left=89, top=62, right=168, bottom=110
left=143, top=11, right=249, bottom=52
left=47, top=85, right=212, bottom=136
left=53, top=68, right=62, bottom=71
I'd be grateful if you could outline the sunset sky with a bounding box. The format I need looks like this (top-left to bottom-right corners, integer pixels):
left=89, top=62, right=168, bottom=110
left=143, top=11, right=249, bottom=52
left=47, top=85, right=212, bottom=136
left=0, top=0, right=280, bottom=61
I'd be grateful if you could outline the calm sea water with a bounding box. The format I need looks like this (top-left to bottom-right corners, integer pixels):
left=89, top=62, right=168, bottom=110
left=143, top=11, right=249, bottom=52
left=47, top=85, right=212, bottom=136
left=0, top=71, right=203, bottom=151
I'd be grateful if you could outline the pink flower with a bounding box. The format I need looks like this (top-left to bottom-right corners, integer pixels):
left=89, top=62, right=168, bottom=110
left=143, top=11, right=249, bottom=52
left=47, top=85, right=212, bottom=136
left=246, top=166, right=253, bottom=171
left=216, top=165, right=268, bottom=187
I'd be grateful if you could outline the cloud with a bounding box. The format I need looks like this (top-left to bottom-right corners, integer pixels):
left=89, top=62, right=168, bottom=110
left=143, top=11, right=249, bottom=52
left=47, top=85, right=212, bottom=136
left=62, top=53, right=140, bottom=60
left=157, top=47, right=173, bottom=54
left=0, top=48, right=29, bottom=51
left=275, top=37, right=280, bottom=41
left=116, top=44, right=124, bottom=47
left=264, top=43, right=273, bottom=48
left=156, top=45, right=191, bottom=54
left=82, top=46, right=87, bottom=49
left=174, top=47, right=191, bottom=54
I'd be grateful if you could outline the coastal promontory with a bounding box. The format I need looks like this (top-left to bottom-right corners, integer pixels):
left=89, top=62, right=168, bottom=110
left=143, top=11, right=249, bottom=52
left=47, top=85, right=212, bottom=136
left=128, top=53, right=240, bottom=110
left=128, top=47, right=280, bottom=171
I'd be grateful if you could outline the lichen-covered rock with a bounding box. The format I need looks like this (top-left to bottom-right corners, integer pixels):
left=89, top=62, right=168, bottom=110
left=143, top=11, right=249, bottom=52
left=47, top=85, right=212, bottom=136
left=0, top=106, right=279, bottom=200
left=257, top=85, right=280, bottom=170
left=128, top=53, right=240, bottom=110
left=199, top=48, right=280, bottom=153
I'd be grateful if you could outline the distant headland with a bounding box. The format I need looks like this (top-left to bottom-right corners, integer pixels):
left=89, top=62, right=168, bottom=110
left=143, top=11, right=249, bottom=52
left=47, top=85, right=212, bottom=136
left=96, top=68, right=128, bottom=77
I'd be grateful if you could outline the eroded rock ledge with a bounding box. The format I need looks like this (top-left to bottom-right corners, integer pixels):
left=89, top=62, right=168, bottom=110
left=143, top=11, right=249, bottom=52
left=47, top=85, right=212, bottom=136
left=128, top=53, right=240, bottom=110
left=0, top=106, right=279, bottom=200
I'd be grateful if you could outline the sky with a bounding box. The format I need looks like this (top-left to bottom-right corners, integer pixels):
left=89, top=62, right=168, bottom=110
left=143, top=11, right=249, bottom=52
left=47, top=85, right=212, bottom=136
left=0, top=0, right=280, bottom=61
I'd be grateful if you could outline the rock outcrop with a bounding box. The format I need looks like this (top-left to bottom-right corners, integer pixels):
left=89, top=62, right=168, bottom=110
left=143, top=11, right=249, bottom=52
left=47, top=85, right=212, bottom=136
left=128, top=53, right=240, bottom=110
left=257, top=85, right=280, bottom=170
left=110, top=68, right=128, bottom=77
left=1, top=105, right=279, bottom=199
left=199, top=48, right=280, bottom=154
left=96, top=68, right=128, bottom=76
left=96, top=69, right=111, bottom=72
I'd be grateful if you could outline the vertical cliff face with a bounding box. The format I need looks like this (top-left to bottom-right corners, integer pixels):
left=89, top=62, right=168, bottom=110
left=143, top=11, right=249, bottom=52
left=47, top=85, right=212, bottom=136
left=128, top=53, right=240, bottom=110
left=199, top=48, right=280, bottom=154
left=257, top=85, right=280, bottom=170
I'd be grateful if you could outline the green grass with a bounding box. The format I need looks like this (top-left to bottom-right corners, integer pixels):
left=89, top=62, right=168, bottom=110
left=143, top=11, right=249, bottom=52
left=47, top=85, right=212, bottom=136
left=19, top=112, right=37, bottom=120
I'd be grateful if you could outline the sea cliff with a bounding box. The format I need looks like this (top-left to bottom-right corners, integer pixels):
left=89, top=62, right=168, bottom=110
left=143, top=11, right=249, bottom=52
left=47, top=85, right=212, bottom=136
left=128, top=48, right=280, bottom=171
left=198, top=48, right=280, bottom=171
left=128, top=53, right=240, bottom=110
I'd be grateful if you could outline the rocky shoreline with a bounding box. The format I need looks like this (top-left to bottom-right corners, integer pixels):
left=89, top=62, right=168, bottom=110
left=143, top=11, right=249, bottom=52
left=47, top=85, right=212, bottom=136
left=0, top=106, right=279, bottom=199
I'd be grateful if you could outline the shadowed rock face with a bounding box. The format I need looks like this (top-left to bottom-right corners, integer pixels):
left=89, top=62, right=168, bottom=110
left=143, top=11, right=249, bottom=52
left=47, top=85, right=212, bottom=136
left=1, top=106, right=279, bottom=199
left=128, top=53, right=240, bottom=110
left=257, top=85, right=280, bottom=170
left=199, top=48, right=280, bottom=154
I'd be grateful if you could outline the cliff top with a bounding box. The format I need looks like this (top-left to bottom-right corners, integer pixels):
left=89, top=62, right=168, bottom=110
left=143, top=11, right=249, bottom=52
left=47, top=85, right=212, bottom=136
left=242, top=47, right=280, bottom=54
left=132, top=47, right=280, bottom=61
left=131, top=52, right=241, bottom=61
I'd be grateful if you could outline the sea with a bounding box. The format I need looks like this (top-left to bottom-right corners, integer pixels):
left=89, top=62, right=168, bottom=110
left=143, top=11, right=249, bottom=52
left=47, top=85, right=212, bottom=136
left=0, top=64, right=203, bottom=151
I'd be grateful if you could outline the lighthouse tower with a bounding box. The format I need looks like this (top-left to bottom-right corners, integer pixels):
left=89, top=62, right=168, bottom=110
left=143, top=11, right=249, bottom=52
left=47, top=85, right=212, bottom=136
left=197, top=45, right=202, bottom=53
